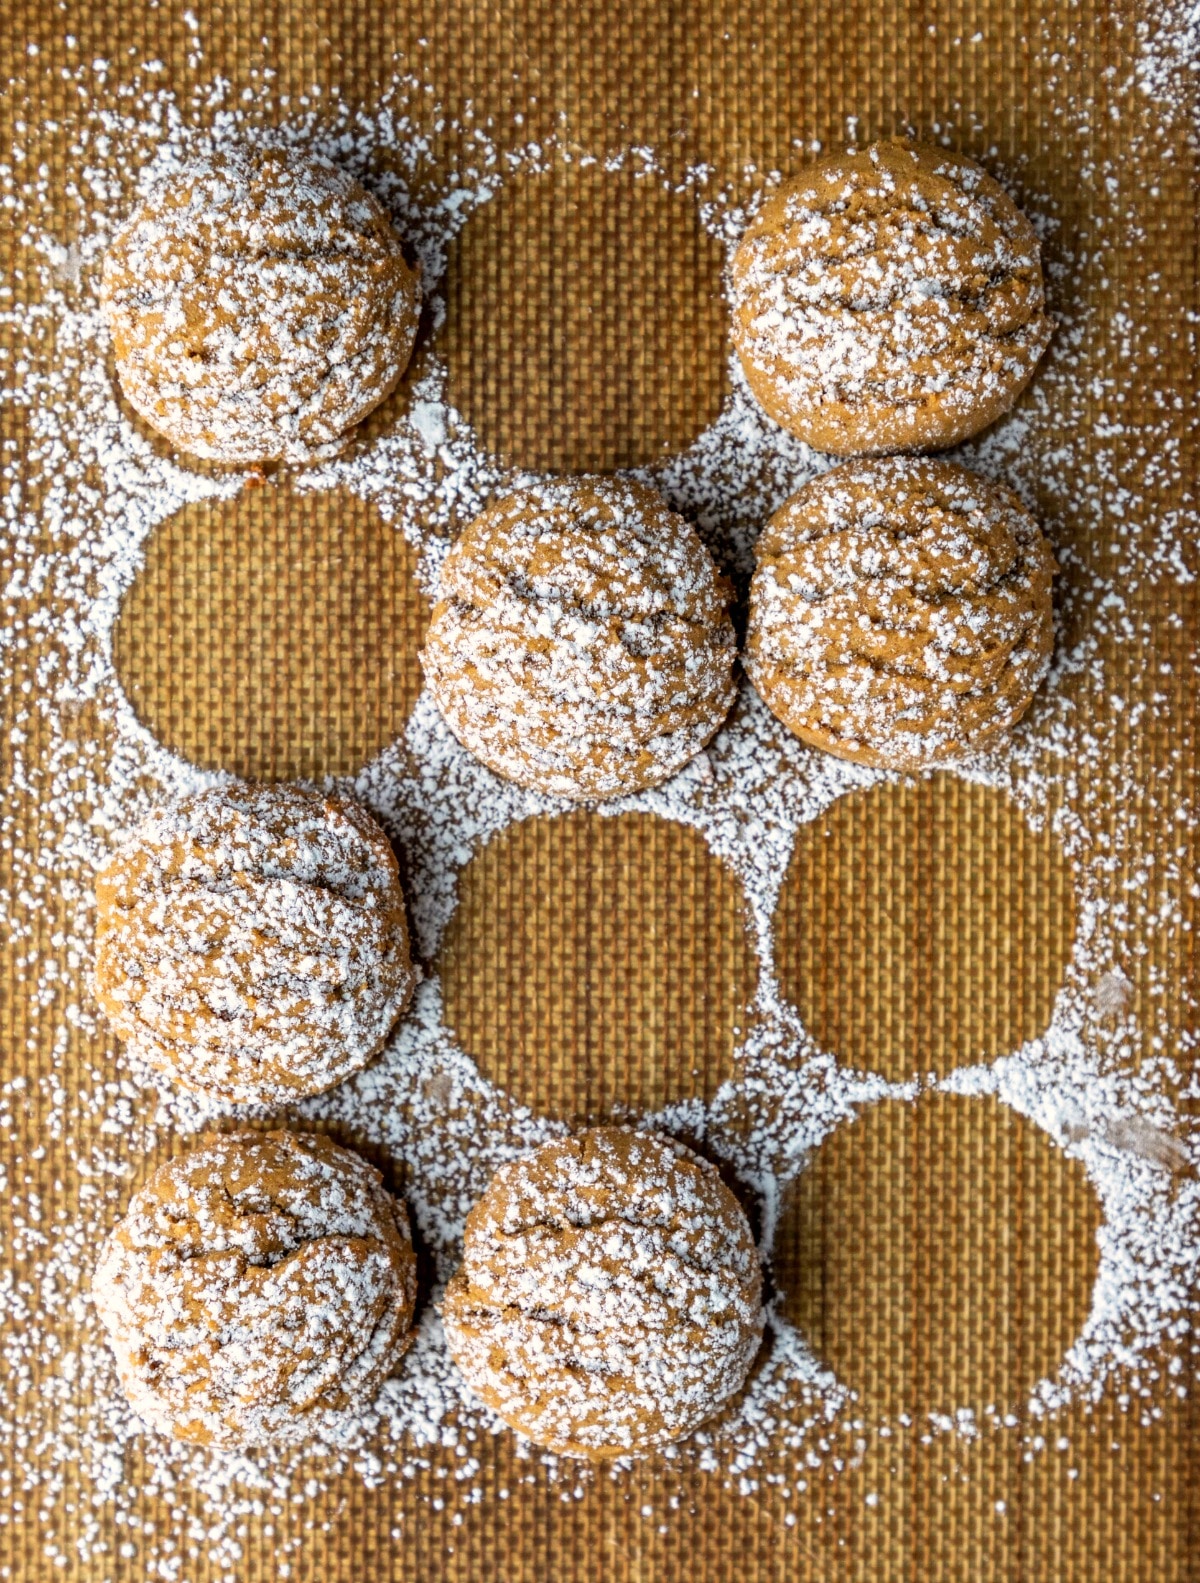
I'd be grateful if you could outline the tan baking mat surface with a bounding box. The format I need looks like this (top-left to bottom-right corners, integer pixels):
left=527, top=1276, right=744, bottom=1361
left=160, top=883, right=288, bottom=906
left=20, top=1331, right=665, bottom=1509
left=1, top=0, right=1197, bottom=1579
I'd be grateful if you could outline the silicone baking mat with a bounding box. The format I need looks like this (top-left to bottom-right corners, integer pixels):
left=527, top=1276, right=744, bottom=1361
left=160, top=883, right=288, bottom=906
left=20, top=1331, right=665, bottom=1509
left=0, top=1, right=1197, bottom=1579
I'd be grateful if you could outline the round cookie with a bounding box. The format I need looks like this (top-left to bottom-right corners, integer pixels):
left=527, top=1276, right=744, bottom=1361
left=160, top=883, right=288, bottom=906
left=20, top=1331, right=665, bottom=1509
left=441, top=1127, right=764, bottom=1458
left=94, top=782, right=416, bottom=1104
left=421, top=477, right=737, bottom=799
left=92, top=1130, right=417, bottom=1448
left=730, top=141, right=1053, bottom=454
left=745, top=456, right=1056, bottom=769
left=100, top=144, right=421, bottom=465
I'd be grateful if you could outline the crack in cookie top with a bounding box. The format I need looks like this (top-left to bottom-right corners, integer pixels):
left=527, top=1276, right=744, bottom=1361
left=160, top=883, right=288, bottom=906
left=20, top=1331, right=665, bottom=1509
left=730, top=141, right=1053, bottom=454
left=92, top=1130, right=418, bottom=1449
left=421, top=476, right=738, bottom=800
left=94, top=783, right=417, bottom=1104
left=745, top=456, right=1056, bottom=769
left=441, top=1127, right=764, bottom=1459
left=100, top=144, right=421, bottom=465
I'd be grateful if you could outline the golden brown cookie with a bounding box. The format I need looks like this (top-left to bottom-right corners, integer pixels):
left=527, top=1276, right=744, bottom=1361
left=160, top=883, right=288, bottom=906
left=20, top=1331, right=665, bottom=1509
left=441, top=1127, right=764, bottom=1458
left=94, top=783, right=416, bottom=1104
left=745, top=457, right=1055, bottom=768
left=730, top=141, right=1053, bottom=454
left=100, top=144, right=421, bottom=465
left=421, top=478, right=737, bottom=799
left=92, top=1130, right=417, bottom=1448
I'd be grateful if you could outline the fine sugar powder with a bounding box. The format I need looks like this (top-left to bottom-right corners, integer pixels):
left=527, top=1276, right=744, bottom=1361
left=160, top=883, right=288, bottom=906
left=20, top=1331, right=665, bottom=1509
left=0, top=25, right=1197, bottom=1581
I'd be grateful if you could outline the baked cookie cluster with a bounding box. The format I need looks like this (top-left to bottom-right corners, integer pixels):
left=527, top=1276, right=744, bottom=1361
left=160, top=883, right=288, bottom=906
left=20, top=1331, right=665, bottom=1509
left=421, top=140, right=1053, bottom=783
left=90, top=132, right=1062, bottom=1457
left=91, top=782, right=763, bottom=1454
left=100, top=137, right=1056, bottom=784
left=93, top=1117, right=763, bottom=1455
left=726, top=140, right=1056, bottom=768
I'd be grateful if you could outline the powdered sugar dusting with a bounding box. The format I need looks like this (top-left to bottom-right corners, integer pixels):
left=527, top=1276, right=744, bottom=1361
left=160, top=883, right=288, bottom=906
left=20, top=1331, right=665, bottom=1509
left=441, top=1127, right=765, bottom=1457
left=0, top=27, right=1196, bottom=1580
left=93, top=1129, right=418, bottom=1450
left=421, top=476, right=738, bottom=799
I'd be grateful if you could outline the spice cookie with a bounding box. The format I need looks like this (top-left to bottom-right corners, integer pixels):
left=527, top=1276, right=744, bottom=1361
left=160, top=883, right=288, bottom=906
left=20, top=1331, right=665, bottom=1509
left=94, top=782, right=416, bottom=1104
left=100, top=144, right=421, bottom=464
left=745, top=456, right=1056, bottom=768
left=442, top=1127, right=764, bottom=1458
left=421, top=477, right=737, bottom=799
left=92, top=1130, right=417, bottom=1448
left=730, top=141, right=1053, bottom=454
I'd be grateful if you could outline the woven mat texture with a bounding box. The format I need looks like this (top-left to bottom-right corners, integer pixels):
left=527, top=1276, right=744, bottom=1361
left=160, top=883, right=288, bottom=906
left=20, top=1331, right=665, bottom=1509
left=1, top=0, right=1197, bottom=1579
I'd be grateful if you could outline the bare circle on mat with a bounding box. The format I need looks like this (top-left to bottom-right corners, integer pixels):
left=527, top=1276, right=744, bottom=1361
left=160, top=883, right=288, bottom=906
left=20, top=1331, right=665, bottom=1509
left=772, top=774, right=1077, bottom=1080
left=112, top=481, right=430, bottom=781
left=438, top=809, right=758, bottom=1121
left=438, top=161, right=730, bottom=472
left=772, top=1090, right=1102, bottom=1421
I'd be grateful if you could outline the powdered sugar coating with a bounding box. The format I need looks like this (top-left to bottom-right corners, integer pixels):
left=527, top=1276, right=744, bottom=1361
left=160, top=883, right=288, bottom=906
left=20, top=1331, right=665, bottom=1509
left=421, top=476, right=738, bottom=798
left=99, top=144, right=421, bottom=465
left=730, top=141, right=1054, bottom=454
left=94, top=783, right=417, bottom=1104
left=441, top=1127, right=765, bottom=1457
left=91, top=1130, right=418, bottom=1448
left=745, top=456, right=1056, bottom=769
left=0, top=57, right=1196, bottom=1566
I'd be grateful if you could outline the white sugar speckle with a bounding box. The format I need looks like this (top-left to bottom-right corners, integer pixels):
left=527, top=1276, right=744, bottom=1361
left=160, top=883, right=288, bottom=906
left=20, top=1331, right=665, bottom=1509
left=0, top=23, right=1196, bottom=1579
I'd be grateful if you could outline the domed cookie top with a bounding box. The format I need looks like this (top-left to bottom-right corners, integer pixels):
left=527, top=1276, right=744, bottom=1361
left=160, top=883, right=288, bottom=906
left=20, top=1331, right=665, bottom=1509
left=94, top=782, right=416, bottom=1104
left=441, top=1126, right=764, bottom=1458
left=421, top=477, right=737, bottom=800
left=730, top=141, right=1053, bottom=454
left=100, top=144, right=421, bottom=465
left=745, top=456, right=1056, bottom=769
left=92, top=1130, right=417, bottom=1448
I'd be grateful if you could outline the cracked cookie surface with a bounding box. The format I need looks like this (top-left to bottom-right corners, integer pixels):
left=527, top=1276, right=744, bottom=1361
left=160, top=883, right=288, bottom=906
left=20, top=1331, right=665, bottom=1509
left=94, top=782, right=417, bottom=1104
left=421, top=477, right=737, bottom=800
left=730, top=140, right=1053, bottom=454
left=92, top=1130, right=417, bottom=1448
left=441, top=1126, right=764, bottom=1458
left=745, top=455, right=1056, bottom=768
left=100, top=144, right=421, bottom=464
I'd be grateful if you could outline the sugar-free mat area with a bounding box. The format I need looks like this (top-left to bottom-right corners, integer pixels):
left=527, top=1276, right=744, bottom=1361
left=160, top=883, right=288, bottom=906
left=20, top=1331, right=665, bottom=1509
left=0, top=2, right=1197, bottom=1580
